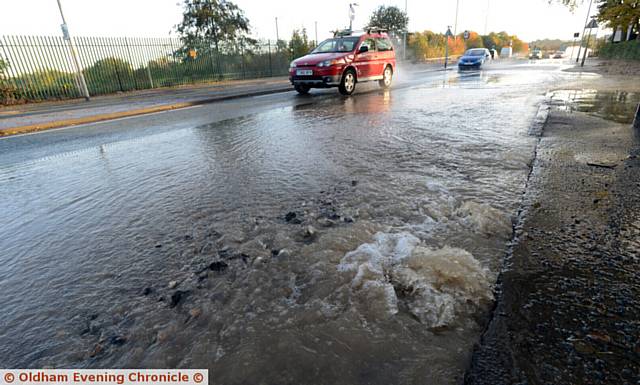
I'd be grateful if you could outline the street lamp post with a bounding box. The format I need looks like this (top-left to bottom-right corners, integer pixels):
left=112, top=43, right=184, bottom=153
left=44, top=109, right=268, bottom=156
left=484, top=0, right=490, bottom=35
left=454, top=0, right=460, bottom=36
left=56, top=0, right=90, bottom=100
left=349, top=3, right=358, bottom=31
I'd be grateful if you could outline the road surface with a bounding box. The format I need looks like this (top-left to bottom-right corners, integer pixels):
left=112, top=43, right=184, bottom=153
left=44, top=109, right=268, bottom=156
left=0, top=60, right=581, bottom=384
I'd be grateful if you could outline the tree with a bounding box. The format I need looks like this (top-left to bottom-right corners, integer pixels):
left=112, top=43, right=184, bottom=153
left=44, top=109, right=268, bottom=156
left=529, top=38, right=571, bottom=51
left=367, top=5, right=409, bottom=34
left=464, top=31, right=484, bottom=49
left=0, top=58, right=7, bottom=78
left=289, top=28, right=314, bottom=59
left=597, top=0, right=640, bottom=41
left=482, top=33, right=501, bottom=50
left=408, top=30, right=464, bottom=60
left=553, top=0, right=582, bottom=11
left=175, top=0, right=252, bottom=54
left=83, top=58, right=135, bottom=91
left=478, top=31, right=529, bottom=53
left=0, top=58, right=21, bottom=104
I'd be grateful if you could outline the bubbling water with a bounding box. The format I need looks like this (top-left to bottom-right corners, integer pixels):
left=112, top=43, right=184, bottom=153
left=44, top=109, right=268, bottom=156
left=338, top=232, right=494, bottom=328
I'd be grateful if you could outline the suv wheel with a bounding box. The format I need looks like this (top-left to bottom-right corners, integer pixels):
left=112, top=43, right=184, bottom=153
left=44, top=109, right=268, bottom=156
left=379, top=66, right=393, bottom=88
left=295, top=85, right=310, bottom=95
left=339, top=69, right=356, bottom=95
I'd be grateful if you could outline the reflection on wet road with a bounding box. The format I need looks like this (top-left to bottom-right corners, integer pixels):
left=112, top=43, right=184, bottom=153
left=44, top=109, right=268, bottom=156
left=0, top=63, right=579, bottom=384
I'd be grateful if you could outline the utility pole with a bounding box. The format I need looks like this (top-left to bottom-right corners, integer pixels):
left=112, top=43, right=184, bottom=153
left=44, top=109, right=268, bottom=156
left=315, top=21, right=318, bottom=45
left=56, top=0, right=90, bottom=100
left=403, top=0, right=408, bottom=61
left=576, top=0, right=594, bottom=63
left=484, top=0, right=490, bottom=35
left=444, top=26, right=453, bottom=69
left=275, top=17, right=280, bottom=42
left=454, top=0, right=460, bottom=36
left=581, top=17, right=598, bottom=67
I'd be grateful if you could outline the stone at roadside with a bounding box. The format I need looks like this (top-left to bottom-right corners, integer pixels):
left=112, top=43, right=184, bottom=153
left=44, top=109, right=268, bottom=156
left=304, top=226, right=317, bottom=239
left=317, top=217, right=335, bottom=227
left=277, top=249, right=291, bottom=258
left=168, top=281, right=178, bottom=289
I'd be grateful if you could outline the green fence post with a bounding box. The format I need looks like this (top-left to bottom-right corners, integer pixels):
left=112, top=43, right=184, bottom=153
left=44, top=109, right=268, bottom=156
left=268, top=40, right=273, bottom=77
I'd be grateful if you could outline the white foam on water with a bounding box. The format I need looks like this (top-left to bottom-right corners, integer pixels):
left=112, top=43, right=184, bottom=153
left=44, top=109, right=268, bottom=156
left=455, top=201, right=512, bottom=237
left=338, top=232, right=494, bottom=328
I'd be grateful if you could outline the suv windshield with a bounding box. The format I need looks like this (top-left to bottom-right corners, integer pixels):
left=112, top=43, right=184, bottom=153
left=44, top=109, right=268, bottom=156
left=312, top=37, right=360, bottom=53
left=465, top=49, right=486, bottom=56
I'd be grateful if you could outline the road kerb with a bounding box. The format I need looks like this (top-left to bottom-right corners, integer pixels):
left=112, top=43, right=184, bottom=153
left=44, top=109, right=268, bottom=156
left=0, top=86, right=292, bottom=137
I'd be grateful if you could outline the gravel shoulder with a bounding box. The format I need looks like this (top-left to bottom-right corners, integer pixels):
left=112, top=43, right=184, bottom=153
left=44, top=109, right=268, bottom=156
left=465, top=75, right=640, bottom=384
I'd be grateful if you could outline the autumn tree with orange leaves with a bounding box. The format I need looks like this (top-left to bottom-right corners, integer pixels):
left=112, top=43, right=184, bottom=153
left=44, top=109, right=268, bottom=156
left=408, top=30, right=528, bottom=61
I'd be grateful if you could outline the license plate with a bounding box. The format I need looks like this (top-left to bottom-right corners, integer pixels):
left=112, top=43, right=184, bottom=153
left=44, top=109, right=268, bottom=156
left=296, top=69, right=313, bottom=76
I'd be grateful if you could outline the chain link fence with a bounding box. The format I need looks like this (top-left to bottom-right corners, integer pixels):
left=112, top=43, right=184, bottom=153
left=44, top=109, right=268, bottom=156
left=0, top=36, right=292, bottom=105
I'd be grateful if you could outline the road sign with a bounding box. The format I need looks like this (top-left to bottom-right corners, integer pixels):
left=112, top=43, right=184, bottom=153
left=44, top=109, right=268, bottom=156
left=60, top=23, right=70, bottom=40
left=574, top=32, right=580, bottom=38
left=463, top=30, right=470, bottom=40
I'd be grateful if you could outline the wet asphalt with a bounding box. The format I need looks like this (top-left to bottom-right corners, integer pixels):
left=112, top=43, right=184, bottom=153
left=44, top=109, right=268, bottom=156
left=2, top=60, right=637, bottom=384
left=466, top=89, right=640, bottom=385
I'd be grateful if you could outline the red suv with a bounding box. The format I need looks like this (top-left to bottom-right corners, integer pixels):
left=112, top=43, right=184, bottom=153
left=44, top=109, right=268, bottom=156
left=289, top=29, right=396, bottom=95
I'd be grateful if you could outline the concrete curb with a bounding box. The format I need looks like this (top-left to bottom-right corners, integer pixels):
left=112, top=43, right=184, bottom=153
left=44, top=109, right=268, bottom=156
left=463, top=95, right=553, bottom=385
left=0, top=86, right=292, bottom=137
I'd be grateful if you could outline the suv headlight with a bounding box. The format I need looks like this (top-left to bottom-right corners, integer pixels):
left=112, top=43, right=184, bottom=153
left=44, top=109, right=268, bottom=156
left=317, top=59, right=340, bottom=67
left=290, top=62, right=297, bottom=68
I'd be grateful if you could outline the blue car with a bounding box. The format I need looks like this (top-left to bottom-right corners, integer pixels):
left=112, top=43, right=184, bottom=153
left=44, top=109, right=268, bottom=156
left=458, top=48, right=491, bottom=69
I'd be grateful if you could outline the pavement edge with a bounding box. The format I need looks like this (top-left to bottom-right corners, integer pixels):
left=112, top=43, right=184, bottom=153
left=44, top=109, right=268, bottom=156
left=463, top=94, right=553, bottom=385
left=0, top=86, right=292, bottom=137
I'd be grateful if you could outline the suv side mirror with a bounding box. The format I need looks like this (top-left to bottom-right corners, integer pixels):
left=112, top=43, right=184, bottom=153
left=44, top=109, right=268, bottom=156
left=359, top=46, right=369, bottom=54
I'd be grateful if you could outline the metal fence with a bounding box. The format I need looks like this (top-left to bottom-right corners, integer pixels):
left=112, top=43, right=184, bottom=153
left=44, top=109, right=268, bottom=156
left=0, top=36, right=291, bottom=104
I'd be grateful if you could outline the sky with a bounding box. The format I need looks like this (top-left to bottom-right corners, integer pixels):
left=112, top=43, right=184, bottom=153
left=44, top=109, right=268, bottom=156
left=0, top=0, right=596, bottom=43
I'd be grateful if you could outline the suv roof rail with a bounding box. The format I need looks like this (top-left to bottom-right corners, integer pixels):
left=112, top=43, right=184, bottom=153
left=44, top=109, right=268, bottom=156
left=333, top=29, right=353, bottom=37
left=365, top=27, right=389, bottom=34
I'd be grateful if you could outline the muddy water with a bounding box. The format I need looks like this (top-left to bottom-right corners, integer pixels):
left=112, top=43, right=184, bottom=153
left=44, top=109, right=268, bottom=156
left=550, top=89, right=640, bottom=124
left=1, top=69, right=565, bottom=384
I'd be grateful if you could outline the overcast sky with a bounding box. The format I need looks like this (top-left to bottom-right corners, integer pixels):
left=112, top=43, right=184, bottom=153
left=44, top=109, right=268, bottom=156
left=0, top=0, right=594, bottom=42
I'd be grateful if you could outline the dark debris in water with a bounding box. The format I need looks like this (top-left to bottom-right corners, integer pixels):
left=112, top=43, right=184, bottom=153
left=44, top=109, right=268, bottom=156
left=169, top=290, right=189, bottom=308
left=208, top=261, right=228, bottom=272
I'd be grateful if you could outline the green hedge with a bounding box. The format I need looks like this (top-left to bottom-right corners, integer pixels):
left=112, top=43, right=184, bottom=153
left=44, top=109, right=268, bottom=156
left=599, top=40, right=640, bottom=60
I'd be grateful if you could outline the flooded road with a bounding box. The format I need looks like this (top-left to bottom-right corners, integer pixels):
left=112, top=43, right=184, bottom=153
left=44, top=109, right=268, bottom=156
left=1, top=63, right=579, bottom=384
